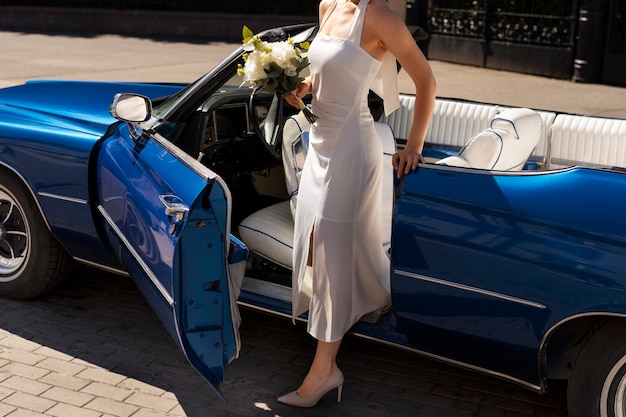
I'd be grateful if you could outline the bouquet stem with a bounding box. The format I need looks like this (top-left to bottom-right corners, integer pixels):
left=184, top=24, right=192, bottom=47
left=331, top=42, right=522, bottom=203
left=293, top=94, right=319, bottom=124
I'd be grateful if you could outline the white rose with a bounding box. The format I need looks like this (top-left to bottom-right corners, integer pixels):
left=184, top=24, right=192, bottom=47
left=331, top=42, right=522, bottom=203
left=243, top=51, right=269, bottom=82
left=269, top=41, right=298, bottom=75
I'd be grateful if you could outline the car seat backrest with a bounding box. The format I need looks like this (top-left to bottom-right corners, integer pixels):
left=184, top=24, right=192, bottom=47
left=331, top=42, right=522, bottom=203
left=381, top=95, right=498, bottom=151
left=549, top=114, right=626, bottom=170
left=281, top=111, right=311, bottom=217
left=436, top=107, right=543, bottom=170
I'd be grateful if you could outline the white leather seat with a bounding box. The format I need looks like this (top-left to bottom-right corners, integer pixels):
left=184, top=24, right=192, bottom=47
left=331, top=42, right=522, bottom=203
left=237, top=200, right=294, bottom=268
left=239, top=112, right=396, bottom=269
left=436, top=107, right=543, bottom=171
left=549, top=114, right=626, bottom=169
left=281, top=111, right=311, bottom=217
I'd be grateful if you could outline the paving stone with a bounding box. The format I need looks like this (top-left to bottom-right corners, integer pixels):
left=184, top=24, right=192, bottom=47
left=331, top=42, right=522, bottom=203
left=0, top=402, right=16, bottom=417
left=80, top=382, right=134, bottom=402
left=75, top=367, right=127, bottom=386
left=38, top=372, right=91, bottom=391
left=32, top=347, right=75, bottom=362
left=0, top=349, right=46, bottom=367
left=41, top=386, right=94, bottom=407
left=4, top=409, right=51, bottom=417
left=0, top=376, right=51, bottom=396
left=2, top=392, right=55, bottom=413
left=84, top=397, right=139, bottom=417
left=0, top=362, right=50, bottom=380
left=118, top=378, right=167, bottom=396
left=125, top=391, right=179, bottom=412
left=46, top=403, right=101, bottom=417
left=131, top=409, right=182, bottom=417
left=0, top=336, right=41, bottom=352
left=0, top=372, right=12, bottom=385
left=35, top=357, right=86, bottom=376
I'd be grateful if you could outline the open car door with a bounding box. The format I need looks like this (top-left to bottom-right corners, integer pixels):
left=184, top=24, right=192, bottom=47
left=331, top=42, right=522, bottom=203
left=94, top=116, right=244, bottom=399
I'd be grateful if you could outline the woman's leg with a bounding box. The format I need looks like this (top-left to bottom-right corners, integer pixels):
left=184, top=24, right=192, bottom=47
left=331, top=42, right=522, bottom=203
left=297, top=339, right=342, bottom=397
left=298, top=226, right=342, bottom=396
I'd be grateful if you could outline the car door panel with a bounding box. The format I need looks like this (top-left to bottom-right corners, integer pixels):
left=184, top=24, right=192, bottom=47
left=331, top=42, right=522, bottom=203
left=390, top=166, right=606, bottom=386
left=95, top=122, right=238, bottom=397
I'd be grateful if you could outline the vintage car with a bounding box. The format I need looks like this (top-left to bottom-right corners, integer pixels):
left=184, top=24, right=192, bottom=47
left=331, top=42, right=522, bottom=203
left=0, top=24, right=624, bottom=417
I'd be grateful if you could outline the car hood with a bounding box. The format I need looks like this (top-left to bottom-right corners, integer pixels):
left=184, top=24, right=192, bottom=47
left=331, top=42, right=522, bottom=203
left=0, top=80, right=185, bottom=138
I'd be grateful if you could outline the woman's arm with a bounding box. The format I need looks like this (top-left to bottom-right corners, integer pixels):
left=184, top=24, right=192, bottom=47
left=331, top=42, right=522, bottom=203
left=365, top=1, right=437, bottom=177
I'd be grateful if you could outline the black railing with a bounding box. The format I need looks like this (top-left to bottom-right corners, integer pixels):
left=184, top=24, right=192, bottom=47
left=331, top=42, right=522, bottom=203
left=430, top=0, right=577, bottom=48
left=430, top=8, right=486, bottom=38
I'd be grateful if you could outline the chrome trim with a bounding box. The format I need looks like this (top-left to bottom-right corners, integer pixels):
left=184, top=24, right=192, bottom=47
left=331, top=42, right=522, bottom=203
left=394, top=269, right=547, bottom=310
left=151, top=132, right=217, bottom=181
left=97, top=204, right=174, bottom=306
left=73, top=257, right=129, bottom=276
left=241, top=277, right=292, bottom=302
left=352, top=332, right=542, bottom=392
left=38, top=191, right=88, bottom=205
left=423, top=162, right=576, bottom=176
left=214, top=174, right=233, bottom=253
left=538, top=311, right=626, bottom=389
left=238, top=301, right=296, bottom=321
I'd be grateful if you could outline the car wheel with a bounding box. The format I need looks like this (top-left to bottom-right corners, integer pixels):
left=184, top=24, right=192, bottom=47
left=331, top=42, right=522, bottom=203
left=568, top=321, right=626, bottom=417
left=0, top=173, right=72, bottom=299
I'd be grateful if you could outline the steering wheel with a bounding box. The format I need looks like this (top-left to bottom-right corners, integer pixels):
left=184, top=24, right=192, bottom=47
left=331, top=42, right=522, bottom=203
left=249, top=91, right=284, bottom=161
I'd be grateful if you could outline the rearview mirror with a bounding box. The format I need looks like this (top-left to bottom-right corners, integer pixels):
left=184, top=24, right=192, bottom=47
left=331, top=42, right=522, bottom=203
left=110, top=93, right=152, bottom=122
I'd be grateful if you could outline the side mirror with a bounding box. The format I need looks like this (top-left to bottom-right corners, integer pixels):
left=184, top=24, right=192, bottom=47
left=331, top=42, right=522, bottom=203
left=110, top=93, right=152, bottom=122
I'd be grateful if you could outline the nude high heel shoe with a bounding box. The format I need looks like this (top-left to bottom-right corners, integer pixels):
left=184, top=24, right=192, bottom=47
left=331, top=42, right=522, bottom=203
left=277, top=367, right=344, bottom=408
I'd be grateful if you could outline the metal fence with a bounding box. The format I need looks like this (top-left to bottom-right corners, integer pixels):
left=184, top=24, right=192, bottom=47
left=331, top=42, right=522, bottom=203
left=0, top=0, right=319, bottom=15
left=430, top=0, right=577, bottom=47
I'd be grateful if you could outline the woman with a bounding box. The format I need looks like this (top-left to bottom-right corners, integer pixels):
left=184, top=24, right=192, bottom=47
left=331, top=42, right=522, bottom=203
left=280, top=0, right=436, bottom=407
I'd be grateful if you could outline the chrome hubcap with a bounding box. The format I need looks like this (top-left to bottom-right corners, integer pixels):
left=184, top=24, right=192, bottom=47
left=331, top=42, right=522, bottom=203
left=0, top=191, right=29, bottom=277
left=601, top=355, right=626, bottom=417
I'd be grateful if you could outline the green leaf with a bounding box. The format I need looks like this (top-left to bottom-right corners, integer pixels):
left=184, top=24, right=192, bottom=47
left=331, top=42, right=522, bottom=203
left=264, top=79, right=278, bottom=94
left=293, top=56, right=310, bottom=71
left=242, top=25, right=254, bottom=43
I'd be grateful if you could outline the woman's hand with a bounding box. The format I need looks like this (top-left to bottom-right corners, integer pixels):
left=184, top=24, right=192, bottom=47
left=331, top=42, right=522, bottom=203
left=285, top=78, right=312, bottom=108
left=392, top=146, right=424, bottom=178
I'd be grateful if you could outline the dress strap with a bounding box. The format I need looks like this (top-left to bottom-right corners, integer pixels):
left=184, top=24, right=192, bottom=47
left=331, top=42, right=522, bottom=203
left=319, top=0, right=339, bottom=31
left=371, top=52, right=401, bottom=116
left=346, top=0, right=370, bottom=43
left=352, top=0, right=398, bottom=116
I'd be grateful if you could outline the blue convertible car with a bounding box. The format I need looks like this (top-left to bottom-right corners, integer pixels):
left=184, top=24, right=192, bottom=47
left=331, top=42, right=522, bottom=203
left=0, top=25, right=625, bottom=417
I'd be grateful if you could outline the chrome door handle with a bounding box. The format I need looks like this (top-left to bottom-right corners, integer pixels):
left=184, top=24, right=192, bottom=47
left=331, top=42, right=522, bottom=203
left=159, top=195, right=189, bottom=235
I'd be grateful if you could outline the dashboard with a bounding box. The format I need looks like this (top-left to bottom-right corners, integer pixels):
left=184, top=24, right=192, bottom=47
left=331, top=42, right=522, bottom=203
left=196, top=92, right=285, bottom=177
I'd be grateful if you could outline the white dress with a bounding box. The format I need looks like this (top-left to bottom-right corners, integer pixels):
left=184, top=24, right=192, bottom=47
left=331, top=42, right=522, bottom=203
left=292, top=0, right=397, bottom=342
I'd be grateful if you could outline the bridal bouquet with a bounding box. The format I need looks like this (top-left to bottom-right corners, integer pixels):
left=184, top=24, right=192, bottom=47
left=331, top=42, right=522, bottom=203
left=237, top=25, right=318, bottom=123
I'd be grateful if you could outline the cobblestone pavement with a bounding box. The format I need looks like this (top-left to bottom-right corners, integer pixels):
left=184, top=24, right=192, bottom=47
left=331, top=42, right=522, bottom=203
left=0, top=265, right=568, bottom=417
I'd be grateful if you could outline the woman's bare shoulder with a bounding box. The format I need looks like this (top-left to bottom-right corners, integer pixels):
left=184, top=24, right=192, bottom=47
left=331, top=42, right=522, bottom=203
left=366, top=0, right=409, bottom=40
left=319, top=0, right=333, bottom=16
left=367, top=0, right=402, bottom=24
